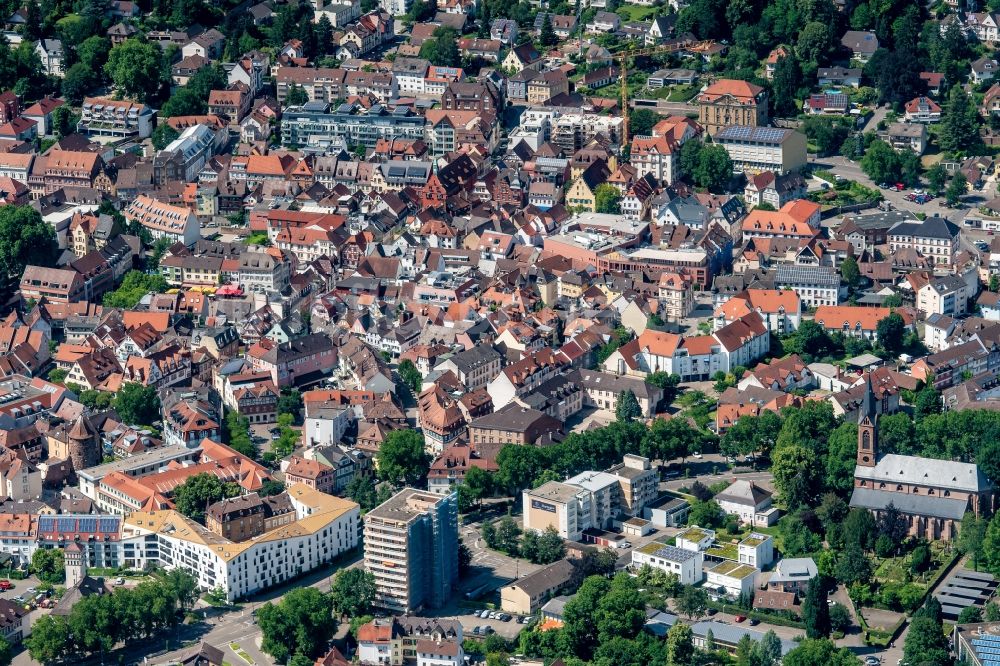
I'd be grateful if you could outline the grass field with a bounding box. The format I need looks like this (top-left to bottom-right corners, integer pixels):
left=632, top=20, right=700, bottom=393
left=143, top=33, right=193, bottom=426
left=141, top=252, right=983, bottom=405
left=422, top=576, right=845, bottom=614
left=615, top=4, right=659, bottom=21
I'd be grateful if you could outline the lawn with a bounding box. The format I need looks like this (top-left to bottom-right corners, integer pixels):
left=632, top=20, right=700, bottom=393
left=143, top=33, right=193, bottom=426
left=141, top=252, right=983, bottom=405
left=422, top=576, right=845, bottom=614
left=706, top=543, right=739, bottom=560
left=615, top=4, right=659, bottom=21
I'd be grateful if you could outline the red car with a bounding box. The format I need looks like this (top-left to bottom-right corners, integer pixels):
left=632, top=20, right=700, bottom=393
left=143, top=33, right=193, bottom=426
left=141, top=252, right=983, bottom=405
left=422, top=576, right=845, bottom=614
left=734, top=615, right=747, bottom=623
left=0, top=581, right=12, bottom=591
left=895, top=183, right=905, bottom=191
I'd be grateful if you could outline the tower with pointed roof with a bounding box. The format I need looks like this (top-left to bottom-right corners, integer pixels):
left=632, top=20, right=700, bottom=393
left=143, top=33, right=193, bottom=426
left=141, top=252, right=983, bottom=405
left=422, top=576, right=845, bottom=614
left=856, top=373, right=878, bottom=467
left=66, top=415, right=100, bottom=472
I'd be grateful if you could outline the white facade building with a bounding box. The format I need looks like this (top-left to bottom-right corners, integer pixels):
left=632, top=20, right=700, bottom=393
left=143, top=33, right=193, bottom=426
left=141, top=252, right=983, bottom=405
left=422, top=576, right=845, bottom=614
left=631, top=542, right=704, bottom=585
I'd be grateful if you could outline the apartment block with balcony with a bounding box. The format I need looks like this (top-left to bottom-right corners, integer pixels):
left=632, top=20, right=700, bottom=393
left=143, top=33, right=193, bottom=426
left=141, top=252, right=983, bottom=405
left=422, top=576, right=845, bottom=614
left=77, top=98, right=155, bottom=139
left=364, top=488, right=458, bottom=613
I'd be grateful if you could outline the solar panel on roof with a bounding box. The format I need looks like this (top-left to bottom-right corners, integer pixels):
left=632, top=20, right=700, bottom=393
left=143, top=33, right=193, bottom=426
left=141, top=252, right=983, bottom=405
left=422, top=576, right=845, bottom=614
left=99, top=518, right=118, bottom=532
left=57, top=517, right=76, bottom=532
left=78, top=517, right=97, bottom=533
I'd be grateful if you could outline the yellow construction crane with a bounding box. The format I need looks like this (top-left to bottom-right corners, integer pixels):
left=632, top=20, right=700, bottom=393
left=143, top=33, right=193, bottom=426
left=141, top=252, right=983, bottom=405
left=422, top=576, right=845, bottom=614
left=612, top=40, right=715, bottom=148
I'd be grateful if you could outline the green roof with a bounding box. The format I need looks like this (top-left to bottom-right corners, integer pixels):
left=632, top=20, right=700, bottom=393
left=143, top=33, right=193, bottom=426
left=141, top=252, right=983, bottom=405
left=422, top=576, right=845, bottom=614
left=740, top=533, right=770, bottom=547
left=678, top=527, right=711, bottom=542
left=638, top=540, right=671, bottom=555
left=709, top=560, right=757, bottom=579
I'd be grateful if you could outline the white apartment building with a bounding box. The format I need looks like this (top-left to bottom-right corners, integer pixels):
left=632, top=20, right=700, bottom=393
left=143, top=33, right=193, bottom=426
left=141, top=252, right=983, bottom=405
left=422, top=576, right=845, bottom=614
left=713, top=125, right=807, bottom=175
left=78, top=97, right=155, bottom=140
left=380, top=0, right=411, bottom=17
left=705, top=561, right=758, bottom=599
left=604, top=312, right=770, bottom=380
left=773, top=264, right=841, bottom=308
left=120, top=484, right=360, bottom=601
left=524, top=455, right=658, bottom=538
left=737, top=533, right=774, bottom=568
left=631, top=542, right=703, bottom=585
left=917, top=275, right=970, bottom=317
left=123, top=195, right=200, bottom=246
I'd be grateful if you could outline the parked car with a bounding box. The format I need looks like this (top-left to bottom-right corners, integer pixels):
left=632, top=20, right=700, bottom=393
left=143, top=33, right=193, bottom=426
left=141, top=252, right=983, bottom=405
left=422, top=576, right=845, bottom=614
left=0, top=580, right=12, bottom=591
left=483, top=626, right=494, bottom=634
left=473, top=626, right=481, bottom=635
left=25, top=587, right=35, bottom=594
left=114, top=577, right=125, bottom=586
left=748, top=618, right=759, bottom=626
left=734, top=615, right=747, bottom=623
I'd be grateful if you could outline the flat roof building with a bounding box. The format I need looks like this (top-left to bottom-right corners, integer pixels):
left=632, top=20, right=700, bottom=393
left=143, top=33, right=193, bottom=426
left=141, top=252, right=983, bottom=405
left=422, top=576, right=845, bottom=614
left=364, top=488, right=458, bottom=613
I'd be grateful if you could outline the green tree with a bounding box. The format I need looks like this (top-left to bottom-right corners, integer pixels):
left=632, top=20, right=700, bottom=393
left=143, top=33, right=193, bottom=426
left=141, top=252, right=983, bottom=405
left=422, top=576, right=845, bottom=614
left=376, top=430, right=430, bottom=486
left=173, top=473, right=240, bottom=522
left=782, top=639, right=861, bottom=666
left=224, top=410, right=256, bottom=459
left=876, top=312, right=906, bottom=356
left=419, top=26, right=461, bottom=67
left=939, top=84, right=980, bottom=154
left=0, top=206, right=57, bottom=298
left=666, top=622, right=694, bottom=666
left=594, top=184, right=622, bottom=214
left=946, top=172, right=967, bottom=206
left=278, top=389, right=304, bottom=424
left=983, top=511, right=1000, bottom=574
left=462, top=465, right=493, bottom=508
left=927, top=163, right=948, bottom=195
left=285, top=83, right=309, bottom=106
left=398, top=359, right=422, bottom=393
left=834, top=544, right=872, bottom=586
left=60, top=63, right=95, bottom=105
left=104, top=39, right=163, bottom=102
left=688, top=499, right=725, bottom=528
left=113, top=383, right=161, bottom=425
left=841, top=256, right=861, bottom=290
left=629, top=109, right=662, bottom=138
left=802, top=581, right=830, bottom=638
left=25, top=615, right=70, bottom=663
left=796, top=21, right=831, bottom=64
left=539, top=13, right=557, bottom=46
left=676, top=585, right=709, bottom=620
left=693, top=143, right=733, bottom=192
left=329, top=569, right=376, bottom=617
left=78, top=36, right=112, bottom=73
left=159, top=87, right=207, bottom=118
left=771, top=53, right=804, bottom=118
left=903, top=615, right=950, bottom=666
left=31, top=548, right=65, bottom=584
left=258, top=587, right=337, bottom=663
left=151, top=123, right=180, bottom=151
left=346, top=475, right=378, bottom=510
left=494, top=516, right=522, bottom=555
left=103, top=270, right=169, bottom=308
left=772, top=444, right=822, bottom=509
left=960, top=512, right=987, bottom=570
left=860, top=139, right=901, bottom=184
left=913, top=385, right=941, bottom=419
left=616, top=389, right=641, bottom=421
left=535, top=526, right=566, bottom=564
left=824, top=422, right=859, bottom=494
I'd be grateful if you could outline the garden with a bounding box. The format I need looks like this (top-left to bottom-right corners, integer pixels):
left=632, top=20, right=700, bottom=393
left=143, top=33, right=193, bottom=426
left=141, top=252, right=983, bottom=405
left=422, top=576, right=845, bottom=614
left=849, top=540, right=956, bottom=616
left=807, top=174, right=883, bottom=209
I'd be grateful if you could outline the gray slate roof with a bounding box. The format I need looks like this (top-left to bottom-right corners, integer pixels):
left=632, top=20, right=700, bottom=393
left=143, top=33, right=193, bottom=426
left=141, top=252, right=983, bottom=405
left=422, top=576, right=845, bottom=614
left=854, top=453, right=993, bottom=493
left=849, top=487, right=968, bottom=520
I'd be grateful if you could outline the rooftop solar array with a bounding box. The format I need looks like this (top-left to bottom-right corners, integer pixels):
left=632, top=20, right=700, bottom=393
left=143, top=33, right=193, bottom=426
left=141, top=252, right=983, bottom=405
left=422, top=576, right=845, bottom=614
left=716, top=125, right=790, bottom=143
left=37, top=515, right=121, bottom=535
left=973, top=634, right=1000, bottom=664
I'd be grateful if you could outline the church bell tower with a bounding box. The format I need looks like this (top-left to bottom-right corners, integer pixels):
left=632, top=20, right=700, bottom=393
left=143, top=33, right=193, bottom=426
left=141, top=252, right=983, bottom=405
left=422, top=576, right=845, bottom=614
left=856, top=373, right=878, bottom=467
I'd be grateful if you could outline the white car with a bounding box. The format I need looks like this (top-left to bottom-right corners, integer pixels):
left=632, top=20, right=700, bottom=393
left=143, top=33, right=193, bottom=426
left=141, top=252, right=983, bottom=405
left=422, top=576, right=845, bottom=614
left=692, top=452, right=703, bottom=459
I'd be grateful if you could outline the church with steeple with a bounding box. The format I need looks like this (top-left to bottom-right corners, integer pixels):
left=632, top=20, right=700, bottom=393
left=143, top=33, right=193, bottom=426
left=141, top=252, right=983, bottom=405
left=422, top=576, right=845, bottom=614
left=850, top=374, right=996, bottom=540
